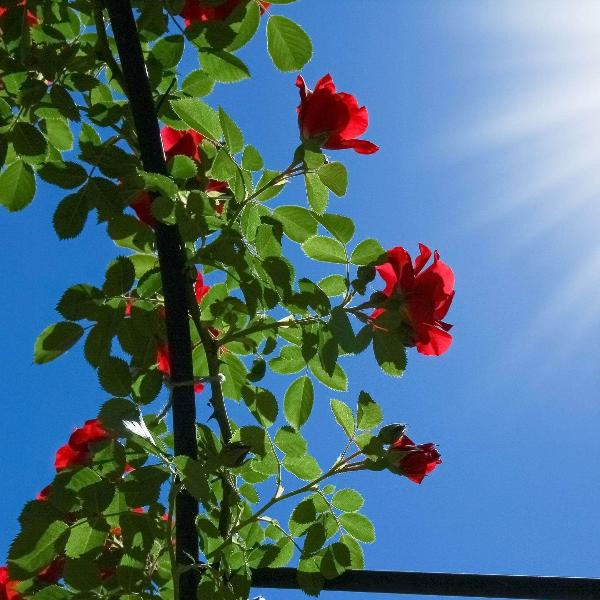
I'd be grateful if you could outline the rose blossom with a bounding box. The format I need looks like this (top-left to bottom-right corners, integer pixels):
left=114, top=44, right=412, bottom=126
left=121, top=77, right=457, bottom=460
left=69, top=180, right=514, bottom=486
left=180, top=0, right=269, bottom=26
left=156, top=343, right=204, bottom=393
left=54, top=419, right=111, bottom=471
left=374, top=243, right=455, bottom=356
left=0, top=2, right=39, bottom=26
left=130, top=127, right=228, bottom=226
left=194, top=271, right=210, bottom=303
left=0, top=566, right=22, bottom=600
left=295, top=74, right=378, bottom=154
left=387, top=435, right=442, bottom=484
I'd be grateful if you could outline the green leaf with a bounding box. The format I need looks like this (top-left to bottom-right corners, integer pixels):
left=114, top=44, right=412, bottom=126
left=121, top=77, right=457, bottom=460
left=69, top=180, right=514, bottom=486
left=242, top=386, right=278, bottom=428
left=242, top=145, right=263, bottom=170
left=305, top=171, right=328, bottom=213
left=151, top=34, right=184, bottom=68
left=121, top=465, right=169, bottom=507
left=98, top=398, right=140, bottom=434
left=9, top=518, right=69, bottom=579
left=315, top=213, right=355, bottom=244
left=239, top=482, right=260, bottom=504
left=289, top=498, right=317, bottom=537
left=62, top=557, right=101, bottom=591
left=350, top=239, right=386, bottom=266
left=302, top=235, right=347, bottom=264
left=31, top=586, right=72, bottom=600
left=57, top=284, right=104, bottom=321
left=267, top=16, right=313, bottom=71
left=103, top=256, right=136, bottom=296
left=274, top=205, right=317, bottom=243
left=332, top=489, right=364, bottom=512
left=38, top=161, right=86, bottom=189
left=309, top=356, right=348, bottom=391
left=53, top=192, right=90, bottom=239
left=85, top=310, right=122, bottom=368
left=168, top=154, right=197, bottom=179
left=182, top=69, right=215, bottom=97
left=357, top=391, right=384, bottom=429
left=284, top=375, right=314, bottom=429
left=11, top=122, right=48, bottom=164
left=297, top=555, right=324, bottom=597
left=43, top=118, right=74, bottom=151
left=318, top=162, right=348, bottom=197
left=34, top=321, right=83, bottom=364
left=319, top=274, right=347, bottom=297
left=320, top=542, right=352, bottom=580
left=274, top=425, right=307, bottom=456
left=201, top=49, right=250, bottom=82
left=330, top=399, right=354, bottom=438
left=136, top=170, right=177, bottom=198
left=170, top=98, right=222, bottom=141
left=173, top=456, right=210, bottom=501
left=65, top=518, right=108, bottom=558
left=98, top=356, right=133, bottom=396
left=283, top=454, right=321, bottom=481
left=339, top=534, right=365, bottom=569
left=0, top=160, right=35, bottom=211
left=255, top=168, right=285, bottom=201
left=219, top=107, right=244, bottom=154
left=373, top=330, right=407, bottom=377
left=328, top=307, right=356, bottom=353
left=339, top=513, right=375, bottom=543
left=210, top=148, right=237, bottom=181
left=269, top=345, right=305, bottom=374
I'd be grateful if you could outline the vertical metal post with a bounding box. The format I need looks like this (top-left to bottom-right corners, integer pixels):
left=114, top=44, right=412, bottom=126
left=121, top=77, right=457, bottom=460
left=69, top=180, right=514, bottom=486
left=101, top=2, right=199, bottom=597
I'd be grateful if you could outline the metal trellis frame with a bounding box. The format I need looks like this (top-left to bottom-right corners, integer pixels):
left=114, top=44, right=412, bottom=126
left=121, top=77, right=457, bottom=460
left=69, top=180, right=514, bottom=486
left=252, top=568, right=600, bottom=599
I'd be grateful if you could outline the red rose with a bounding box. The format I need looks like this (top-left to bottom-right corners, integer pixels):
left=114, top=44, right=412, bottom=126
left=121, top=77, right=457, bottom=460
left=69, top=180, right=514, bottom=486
left=374, top=243, right=455, bottom=356
left=0, top=2, right=39, bottom=26
left=0, top=566, right=22, bottom=600
left=54, top=419, right=111, bottom=471
left=69, top=419, right=110, bottom=450
left=161, top=126, right=204, bottom=162
left=131, top=191, right=156, bottom=228
left=36, top=484, right=52, bottom=502
left=156, top=343, right=204, bottom=393
left=130, top=127, right=227, bottom=226
left=54, top=443, right=90, bottom=471
left=295, top=74, right=379, bottom=155
left=180, top=0, right=269, bottom=26
left=388, top=435, right=441, bottom=484
left=194, top=271, right=210, bottom=303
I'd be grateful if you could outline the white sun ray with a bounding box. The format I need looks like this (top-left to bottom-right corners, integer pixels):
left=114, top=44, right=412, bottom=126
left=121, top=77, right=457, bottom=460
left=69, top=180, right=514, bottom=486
left=444, top=0, right=600, bottom=369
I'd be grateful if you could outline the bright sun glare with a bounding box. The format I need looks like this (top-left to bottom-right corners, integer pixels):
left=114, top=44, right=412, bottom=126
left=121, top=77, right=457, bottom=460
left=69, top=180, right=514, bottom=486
left=450, top=1, right=600, bottom=365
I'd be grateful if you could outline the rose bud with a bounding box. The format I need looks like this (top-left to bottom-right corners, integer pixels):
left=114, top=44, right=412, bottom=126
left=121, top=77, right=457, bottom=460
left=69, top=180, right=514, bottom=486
left=387, top=435, right=442, bottom=484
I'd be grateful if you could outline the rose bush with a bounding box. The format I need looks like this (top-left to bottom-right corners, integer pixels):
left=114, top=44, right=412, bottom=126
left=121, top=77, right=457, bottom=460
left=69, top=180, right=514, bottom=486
left=0, top=1, right=454, bottom=597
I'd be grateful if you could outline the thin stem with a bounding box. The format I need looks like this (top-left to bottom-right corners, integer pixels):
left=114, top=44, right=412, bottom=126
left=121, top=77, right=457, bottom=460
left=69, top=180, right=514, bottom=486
left=258, top=517, right=303, bottom=554
left=219, top=315, right=321, bottom=346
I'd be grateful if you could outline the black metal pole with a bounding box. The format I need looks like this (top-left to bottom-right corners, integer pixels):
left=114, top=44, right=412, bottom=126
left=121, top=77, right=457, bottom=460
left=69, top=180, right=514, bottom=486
left=252, top=568, right=600, bottom=599
left=101, top=2, right=199, bottom=598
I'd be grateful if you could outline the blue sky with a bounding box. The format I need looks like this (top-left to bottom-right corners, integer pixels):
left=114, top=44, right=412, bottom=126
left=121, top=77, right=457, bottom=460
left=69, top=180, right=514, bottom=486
left=3, top=1, right=600, bottom=599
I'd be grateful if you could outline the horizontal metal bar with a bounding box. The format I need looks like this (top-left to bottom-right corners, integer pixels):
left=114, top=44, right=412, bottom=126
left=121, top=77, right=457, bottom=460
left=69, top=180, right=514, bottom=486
left=252, top=568, right=600, bottom=598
